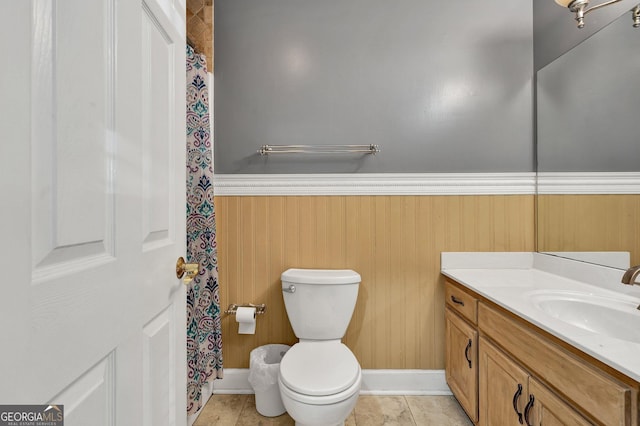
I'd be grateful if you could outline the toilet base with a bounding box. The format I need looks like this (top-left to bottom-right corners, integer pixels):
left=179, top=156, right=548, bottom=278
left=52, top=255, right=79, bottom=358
left=280, top=386, right=358, bottom=426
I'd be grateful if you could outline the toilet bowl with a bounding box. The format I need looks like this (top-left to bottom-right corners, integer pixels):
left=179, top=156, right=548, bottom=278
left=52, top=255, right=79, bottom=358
left=278, top=269, right=362, bottom=426
left=278, top=341, right=361, bottom=426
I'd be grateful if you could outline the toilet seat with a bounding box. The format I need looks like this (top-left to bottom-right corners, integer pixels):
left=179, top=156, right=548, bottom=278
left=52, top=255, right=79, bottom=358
left=279, top=342, right=360, bottom=397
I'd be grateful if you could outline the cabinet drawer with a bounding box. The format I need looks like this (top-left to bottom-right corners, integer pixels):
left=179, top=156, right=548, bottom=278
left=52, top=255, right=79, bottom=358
left=445, top=281, right=478, bottom=325
left=479, top=302, right=632, bottom=426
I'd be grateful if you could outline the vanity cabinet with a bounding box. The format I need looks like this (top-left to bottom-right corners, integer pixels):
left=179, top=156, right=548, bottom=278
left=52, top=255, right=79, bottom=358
left=444, top=279, right=638, bottom=426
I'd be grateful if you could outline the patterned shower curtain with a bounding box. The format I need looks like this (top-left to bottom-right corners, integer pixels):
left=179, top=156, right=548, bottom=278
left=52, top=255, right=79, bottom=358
left=186, top=44, right=223, bottom=415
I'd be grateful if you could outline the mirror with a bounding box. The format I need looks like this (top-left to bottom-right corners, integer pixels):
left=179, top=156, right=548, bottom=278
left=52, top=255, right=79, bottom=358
left=536, top=7, right=640, bottom=269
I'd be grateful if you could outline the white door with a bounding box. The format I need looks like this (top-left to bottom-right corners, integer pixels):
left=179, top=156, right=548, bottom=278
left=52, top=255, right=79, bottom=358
left=0, top=0, right=187, bottom=425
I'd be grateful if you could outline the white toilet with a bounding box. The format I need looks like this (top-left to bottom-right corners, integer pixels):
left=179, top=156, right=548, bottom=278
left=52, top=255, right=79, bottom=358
left=278, top=268, right=362, bottom=426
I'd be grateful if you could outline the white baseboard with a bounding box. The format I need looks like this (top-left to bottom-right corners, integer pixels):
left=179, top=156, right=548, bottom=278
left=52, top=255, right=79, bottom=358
left=211, top=368, right=253, bottom=394
left=359, top=370, right=451, bottom=395
left=211, top=368, right=451, bottom=396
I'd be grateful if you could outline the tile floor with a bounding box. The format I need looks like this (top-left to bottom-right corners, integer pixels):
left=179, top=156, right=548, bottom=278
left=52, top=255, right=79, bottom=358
left=194, top=394, right=473, bottom=426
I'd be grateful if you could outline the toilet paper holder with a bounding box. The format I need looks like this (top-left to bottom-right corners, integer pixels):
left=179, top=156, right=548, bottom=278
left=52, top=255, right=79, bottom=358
left=225, top=303, right=266, bottom=315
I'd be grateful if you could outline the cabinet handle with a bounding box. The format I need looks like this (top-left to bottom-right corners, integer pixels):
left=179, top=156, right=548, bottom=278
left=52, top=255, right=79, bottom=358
left=451, top=295, right=465, bottom=306
left=464, top=339, right=472, bottom=368
left=512, top=384, right=524, bottom=424
left=524, top=394, right=535, bottom=426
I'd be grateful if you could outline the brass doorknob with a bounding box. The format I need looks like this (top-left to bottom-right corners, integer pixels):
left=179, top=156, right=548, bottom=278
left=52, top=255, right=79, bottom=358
left=176, top=257, right=200, bottom=284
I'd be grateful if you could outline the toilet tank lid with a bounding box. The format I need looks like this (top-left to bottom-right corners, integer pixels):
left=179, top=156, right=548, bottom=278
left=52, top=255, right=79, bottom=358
left=281, top=269, right=361, bottom=285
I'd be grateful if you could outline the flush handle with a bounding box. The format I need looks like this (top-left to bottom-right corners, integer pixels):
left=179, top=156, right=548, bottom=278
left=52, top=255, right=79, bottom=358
left=283, top=284, right=296, bottom=293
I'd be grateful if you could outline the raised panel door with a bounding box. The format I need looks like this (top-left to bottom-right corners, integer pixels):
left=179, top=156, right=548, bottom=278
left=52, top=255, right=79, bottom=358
left=445, top=308, right=478, bottom=423
left=478, top=338, right=529, bottom=426
left=528, top=378, right=592, bottom=426
left=0, top=1, right=186, bottom=425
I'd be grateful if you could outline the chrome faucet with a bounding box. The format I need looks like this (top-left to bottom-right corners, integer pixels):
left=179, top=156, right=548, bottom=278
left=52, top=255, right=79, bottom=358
left=621, top=265, right=640, bottom=285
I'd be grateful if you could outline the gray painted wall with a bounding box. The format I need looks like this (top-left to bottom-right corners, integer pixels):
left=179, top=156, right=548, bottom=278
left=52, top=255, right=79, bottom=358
left=537, top=11, right=640, bottom=172
left=214, top=0, right=534, bottom=174
left=533, top=0, right=633, bottom=71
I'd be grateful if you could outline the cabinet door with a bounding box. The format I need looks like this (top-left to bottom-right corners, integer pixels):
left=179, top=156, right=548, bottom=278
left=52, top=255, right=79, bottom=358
left=528, top=378, right=593, bottom=426
left=479, top=338, right=529, bottom=426
left=445, top=308, right=478, bottom=422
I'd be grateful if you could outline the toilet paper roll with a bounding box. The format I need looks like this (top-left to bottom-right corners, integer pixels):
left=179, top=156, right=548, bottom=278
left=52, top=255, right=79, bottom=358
left=236, top=306, right=256, bottom=334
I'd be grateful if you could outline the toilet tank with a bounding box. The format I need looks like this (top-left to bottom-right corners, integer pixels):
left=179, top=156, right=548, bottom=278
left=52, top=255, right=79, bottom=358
left=281, top=269, right=360, bottom=340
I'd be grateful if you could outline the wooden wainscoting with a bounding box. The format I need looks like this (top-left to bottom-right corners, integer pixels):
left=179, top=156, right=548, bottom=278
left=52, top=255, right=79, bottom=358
left=215, top=195, right=534, bottom=369
left=538, top=194, right=640, bottom=266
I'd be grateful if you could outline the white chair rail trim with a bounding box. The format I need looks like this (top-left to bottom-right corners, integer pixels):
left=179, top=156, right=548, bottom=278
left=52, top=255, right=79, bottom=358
left=213, top=172, right=640, bottom=196
left=213, top=173, right=536, bottom=196
left=537, top=172, right=640, bottom=194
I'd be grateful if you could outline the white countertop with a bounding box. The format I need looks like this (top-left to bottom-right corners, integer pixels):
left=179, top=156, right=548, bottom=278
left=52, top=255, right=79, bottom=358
left=441, top=252, right=640, bottom=382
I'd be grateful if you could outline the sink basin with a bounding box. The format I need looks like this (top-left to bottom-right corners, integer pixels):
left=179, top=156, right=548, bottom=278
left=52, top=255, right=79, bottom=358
left=528, top=290, right=640, bottom=343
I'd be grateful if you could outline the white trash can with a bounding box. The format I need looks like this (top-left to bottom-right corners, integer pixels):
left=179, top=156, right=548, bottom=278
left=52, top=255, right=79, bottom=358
left=248, top=344, right=290, bottom=417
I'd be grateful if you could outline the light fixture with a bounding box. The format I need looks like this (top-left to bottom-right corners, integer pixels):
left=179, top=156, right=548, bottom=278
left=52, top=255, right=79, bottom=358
left=554, top=0, right=624, bottom=28
left=633, top=5, right=640, bottom=27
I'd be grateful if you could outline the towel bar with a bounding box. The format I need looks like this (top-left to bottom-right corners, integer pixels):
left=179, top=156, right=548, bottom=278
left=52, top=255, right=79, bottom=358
left=257, top=144, right=380, bottom=156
